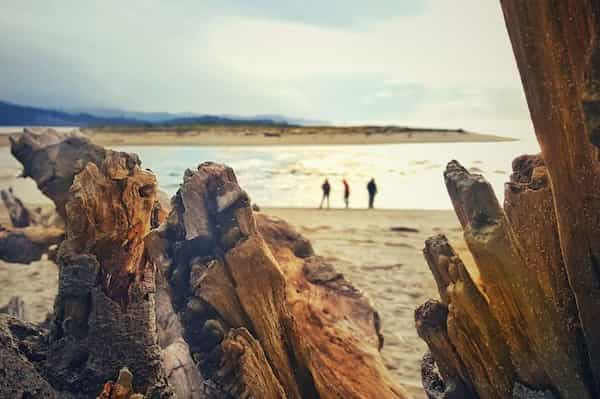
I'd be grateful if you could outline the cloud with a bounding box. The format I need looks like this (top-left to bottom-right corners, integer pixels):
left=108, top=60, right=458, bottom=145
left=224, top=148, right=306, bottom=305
left=189, top=0, right=426, bottom=28
left=0, top=0, right=532, bottom=137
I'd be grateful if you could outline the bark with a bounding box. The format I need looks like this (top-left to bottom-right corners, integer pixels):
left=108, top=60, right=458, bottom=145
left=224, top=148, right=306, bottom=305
left=417, top=157, right=600, bottom=398
left=415, top=300, right=475, bottom=399
left=500, top=0, right=600, bottom=391
left=45, top=150, right=173, bottom=398
left=421, top=235, right=515, bottom=399
left=7, top=129, right=207, bottom=398
left=504, top=154, right=592, bottom=392
left=147, top=161, right=411, bottom=399
left=445, top=162, right=592, bottom=398
left=0, top=143, right=176, bottom=398
left=0, top=315, right=62, bottom=399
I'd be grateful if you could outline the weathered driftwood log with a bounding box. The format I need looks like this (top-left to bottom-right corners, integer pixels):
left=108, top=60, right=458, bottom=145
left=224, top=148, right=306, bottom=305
left=9, top=128, right=107, bottom=220
left=415, top=300, right=476, bottom=399
left=146, top=161, right=411, bottom=399
left=44, top=150, right=174, bottom=397
left=0, top=186, right=65, bottom=263
left=417, top=156, right=600, bottom=397
left=8, top=129, right=207, bottom=398
left=440, top=162, right=592, bottom=398
left=0, top=225, right=64, bottom=263
left=504, top=154, right=591, bottom=389
left=8, top=128, right=166, bottom=227
left=501, top=0, right=600, bottom=391
left=1, top=186, right=65, bottom=230
left=419, top=234, right=515, bottom=399
left=0, top=147, right=177, bottom=398
left=1, top=187, right=33, bottom=227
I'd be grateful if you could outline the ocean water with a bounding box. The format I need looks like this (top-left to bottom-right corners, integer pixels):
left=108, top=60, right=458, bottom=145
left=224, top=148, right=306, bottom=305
left=122, top=138, right=539, bottom=209
left=0, top=136, right=540, bottom=210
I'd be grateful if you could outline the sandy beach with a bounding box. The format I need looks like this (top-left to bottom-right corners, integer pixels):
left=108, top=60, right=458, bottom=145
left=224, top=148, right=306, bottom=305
left=0, top=125, right=515, bottom=147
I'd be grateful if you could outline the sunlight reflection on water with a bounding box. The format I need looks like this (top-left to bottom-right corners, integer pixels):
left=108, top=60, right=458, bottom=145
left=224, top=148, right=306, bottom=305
left=114, top=138, right=540, bottom=209
left=0, top=137, right=540, bottom=209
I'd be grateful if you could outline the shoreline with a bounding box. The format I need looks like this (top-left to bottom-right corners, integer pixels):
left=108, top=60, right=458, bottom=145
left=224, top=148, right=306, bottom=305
left=0, top=126, right=517, bottom=147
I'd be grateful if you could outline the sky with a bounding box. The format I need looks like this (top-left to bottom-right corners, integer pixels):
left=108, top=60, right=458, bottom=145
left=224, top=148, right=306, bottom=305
left=0, top=0, right=534, bottom=138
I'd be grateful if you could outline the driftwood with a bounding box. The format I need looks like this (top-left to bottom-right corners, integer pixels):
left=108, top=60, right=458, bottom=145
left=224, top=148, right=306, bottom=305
left=0, top=314, right=62, bottom=398
left=46, top=149, right=174, bottom=397
left=417, top=160, right=592, bottom=398
left=500, top=2, right=600, bottom=391
left=0, top=224, right=64, bottom=264
left=0, top=145, right=175, bottom=398
left=1, top=187, right=33, bottom=227
left=9, top=128, right=107, bottom=220
left=416, top=3, right=600, bottom=398
left=2, top=130, right=409, bottom=398
left=145, top=161, right=411, bottom=399
left=0, top=187, right=65, bottom=263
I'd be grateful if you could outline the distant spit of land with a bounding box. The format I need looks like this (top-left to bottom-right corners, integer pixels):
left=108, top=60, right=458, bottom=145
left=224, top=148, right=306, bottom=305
left=0, top=125, right=516, bottom=147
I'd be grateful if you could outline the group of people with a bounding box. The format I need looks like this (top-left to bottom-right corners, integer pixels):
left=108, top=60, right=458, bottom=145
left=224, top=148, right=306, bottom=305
left=319, top=178, right=378, bottom=209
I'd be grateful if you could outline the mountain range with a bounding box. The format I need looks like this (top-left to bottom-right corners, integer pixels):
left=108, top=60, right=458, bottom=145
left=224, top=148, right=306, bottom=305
left=0, top=100, right=324, bottom=127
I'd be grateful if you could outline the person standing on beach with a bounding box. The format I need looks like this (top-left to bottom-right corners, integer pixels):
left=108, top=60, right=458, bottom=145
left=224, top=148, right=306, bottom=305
left=342, top=179, right=350, bottom=209
left=320, top=178, right=331, bottom=209
left=367, top=178, right=377, bottom=209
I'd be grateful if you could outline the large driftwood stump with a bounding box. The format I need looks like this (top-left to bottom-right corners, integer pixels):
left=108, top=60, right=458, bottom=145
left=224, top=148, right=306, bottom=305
left=145, top=161, right=411, bottom=399
left=501, top=0, right=600, bottom=391
left=46, top=150, right=174, bottom=397
left=6, top=130, right=407, bottom=398
left=416, top=5, right=600, bottom=398
left=417, top=161, right=593, bottom=399
left=0, top=143, right=177, bottom=398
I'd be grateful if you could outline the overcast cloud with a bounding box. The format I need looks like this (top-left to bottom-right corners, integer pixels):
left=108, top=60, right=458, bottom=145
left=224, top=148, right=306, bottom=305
left=0, top=0, right=533, bottom=137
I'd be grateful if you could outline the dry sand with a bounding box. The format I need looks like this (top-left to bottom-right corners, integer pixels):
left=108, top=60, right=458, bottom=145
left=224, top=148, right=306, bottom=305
left=0, top=125, right=514, bottom=147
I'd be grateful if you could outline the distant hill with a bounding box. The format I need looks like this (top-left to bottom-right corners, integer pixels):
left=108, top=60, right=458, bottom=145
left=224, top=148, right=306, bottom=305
left=69, top=107, right=326, bottom=126
left=0, top=101, right=141, bottom=126
left=0, top=100, right=320, bottom=127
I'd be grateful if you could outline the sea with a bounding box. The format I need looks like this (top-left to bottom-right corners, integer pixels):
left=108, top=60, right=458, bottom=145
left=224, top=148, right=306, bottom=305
left=0, top=127, right=540, bottom=209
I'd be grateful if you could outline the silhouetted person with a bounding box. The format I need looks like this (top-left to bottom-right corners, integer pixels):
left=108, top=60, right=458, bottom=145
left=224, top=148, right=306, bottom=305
left=367, top=178, right=377, bottom=209
left=342, top=179, right=350, bottom=209
left=320, top=179, right=331, bottom=209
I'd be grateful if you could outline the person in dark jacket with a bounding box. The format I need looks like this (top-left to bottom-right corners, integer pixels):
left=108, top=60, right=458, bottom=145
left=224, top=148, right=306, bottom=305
left=367, top=178, right=377, bottom=209
left=342, top=179, right=350, bottom=209
left=320, top=178, right=331, bottom=209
